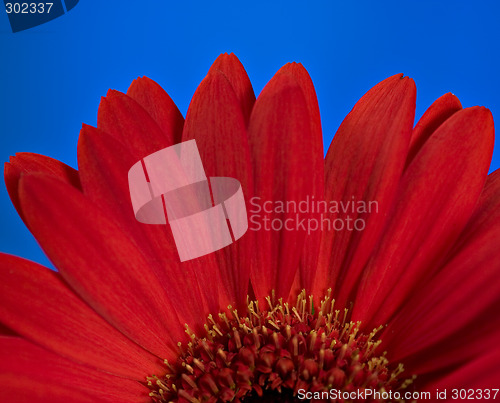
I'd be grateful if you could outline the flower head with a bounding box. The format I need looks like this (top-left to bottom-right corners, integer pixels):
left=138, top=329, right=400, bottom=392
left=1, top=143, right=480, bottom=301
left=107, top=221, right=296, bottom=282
left=1, top=53, right=499, bottom=402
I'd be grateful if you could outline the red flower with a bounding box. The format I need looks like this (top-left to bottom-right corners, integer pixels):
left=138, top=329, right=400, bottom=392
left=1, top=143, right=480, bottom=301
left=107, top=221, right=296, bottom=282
left=1, top=53, right=499, bottom=402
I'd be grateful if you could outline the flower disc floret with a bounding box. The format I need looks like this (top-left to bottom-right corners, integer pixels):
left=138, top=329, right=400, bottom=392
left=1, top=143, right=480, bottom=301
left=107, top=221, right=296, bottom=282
left=147, top=291, right=412, bottom=402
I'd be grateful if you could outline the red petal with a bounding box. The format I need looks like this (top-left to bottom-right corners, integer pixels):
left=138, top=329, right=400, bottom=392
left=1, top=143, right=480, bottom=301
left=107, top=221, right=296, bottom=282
left=353, top=107, right=494, bottom=327
left=382, top=169, right=500, bottom=362
left=208, top=53, right=256, bottom=126
left=276, top=63, right=324, bottom=293
left=0, top=253, right=163, bottom=379
left=97, top=90, right=174, bottom=159
left=247, top=71, right=320, bottom=300
left=4, top=152, right=81, bottom=223
left=18, top=173, right=185, bottom=359
left=0, top=336, right=148, bottom=403
left=406, top=92, right=462, bottom=166
left=78, top=124, right=211, bottom=327
left=317, top=74, right=416, bottom=306
left=183, top=69, right=253, bottom=308
left=127, top=76, right=184, bottom=145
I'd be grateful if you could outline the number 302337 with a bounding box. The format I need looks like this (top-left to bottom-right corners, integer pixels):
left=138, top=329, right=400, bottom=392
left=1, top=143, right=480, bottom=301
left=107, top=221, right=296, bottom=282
left=5, top=3, right=54, bottom=14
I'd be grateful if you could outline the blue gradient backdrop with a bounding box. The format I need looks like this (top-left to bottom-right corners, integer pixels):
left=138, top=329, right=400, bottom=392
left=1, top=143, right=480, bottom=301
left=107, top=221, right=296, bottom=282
left=1, top=1, right=500, bottom=267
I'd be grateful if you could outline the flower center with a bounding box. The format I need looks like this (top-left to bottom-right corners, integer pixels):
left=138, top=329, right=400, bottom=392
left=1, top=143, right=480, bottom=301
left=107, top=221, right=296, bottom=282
left=146, top=290, right=412, bottom=402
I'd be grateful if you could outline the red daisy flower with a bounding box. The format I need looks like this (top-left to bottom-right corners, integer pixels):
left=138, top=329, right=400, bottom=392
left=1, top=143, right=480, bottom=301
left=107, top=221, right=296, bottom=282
left=1, top=53, right=499, bottom=402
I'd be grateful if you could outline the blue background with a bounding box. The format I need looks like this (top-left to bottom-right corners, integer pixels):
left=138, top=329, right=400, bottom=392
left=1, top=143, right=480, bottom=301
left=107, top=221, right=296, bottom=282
left=1, top=0, right=500, bottom=268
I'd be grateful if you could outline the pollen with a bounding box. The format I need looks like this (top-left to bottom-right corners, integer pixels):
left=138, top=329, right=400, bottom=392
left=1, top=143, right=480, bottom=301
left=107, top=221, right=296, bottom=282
left=146, top=290, right=413, bottom=402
